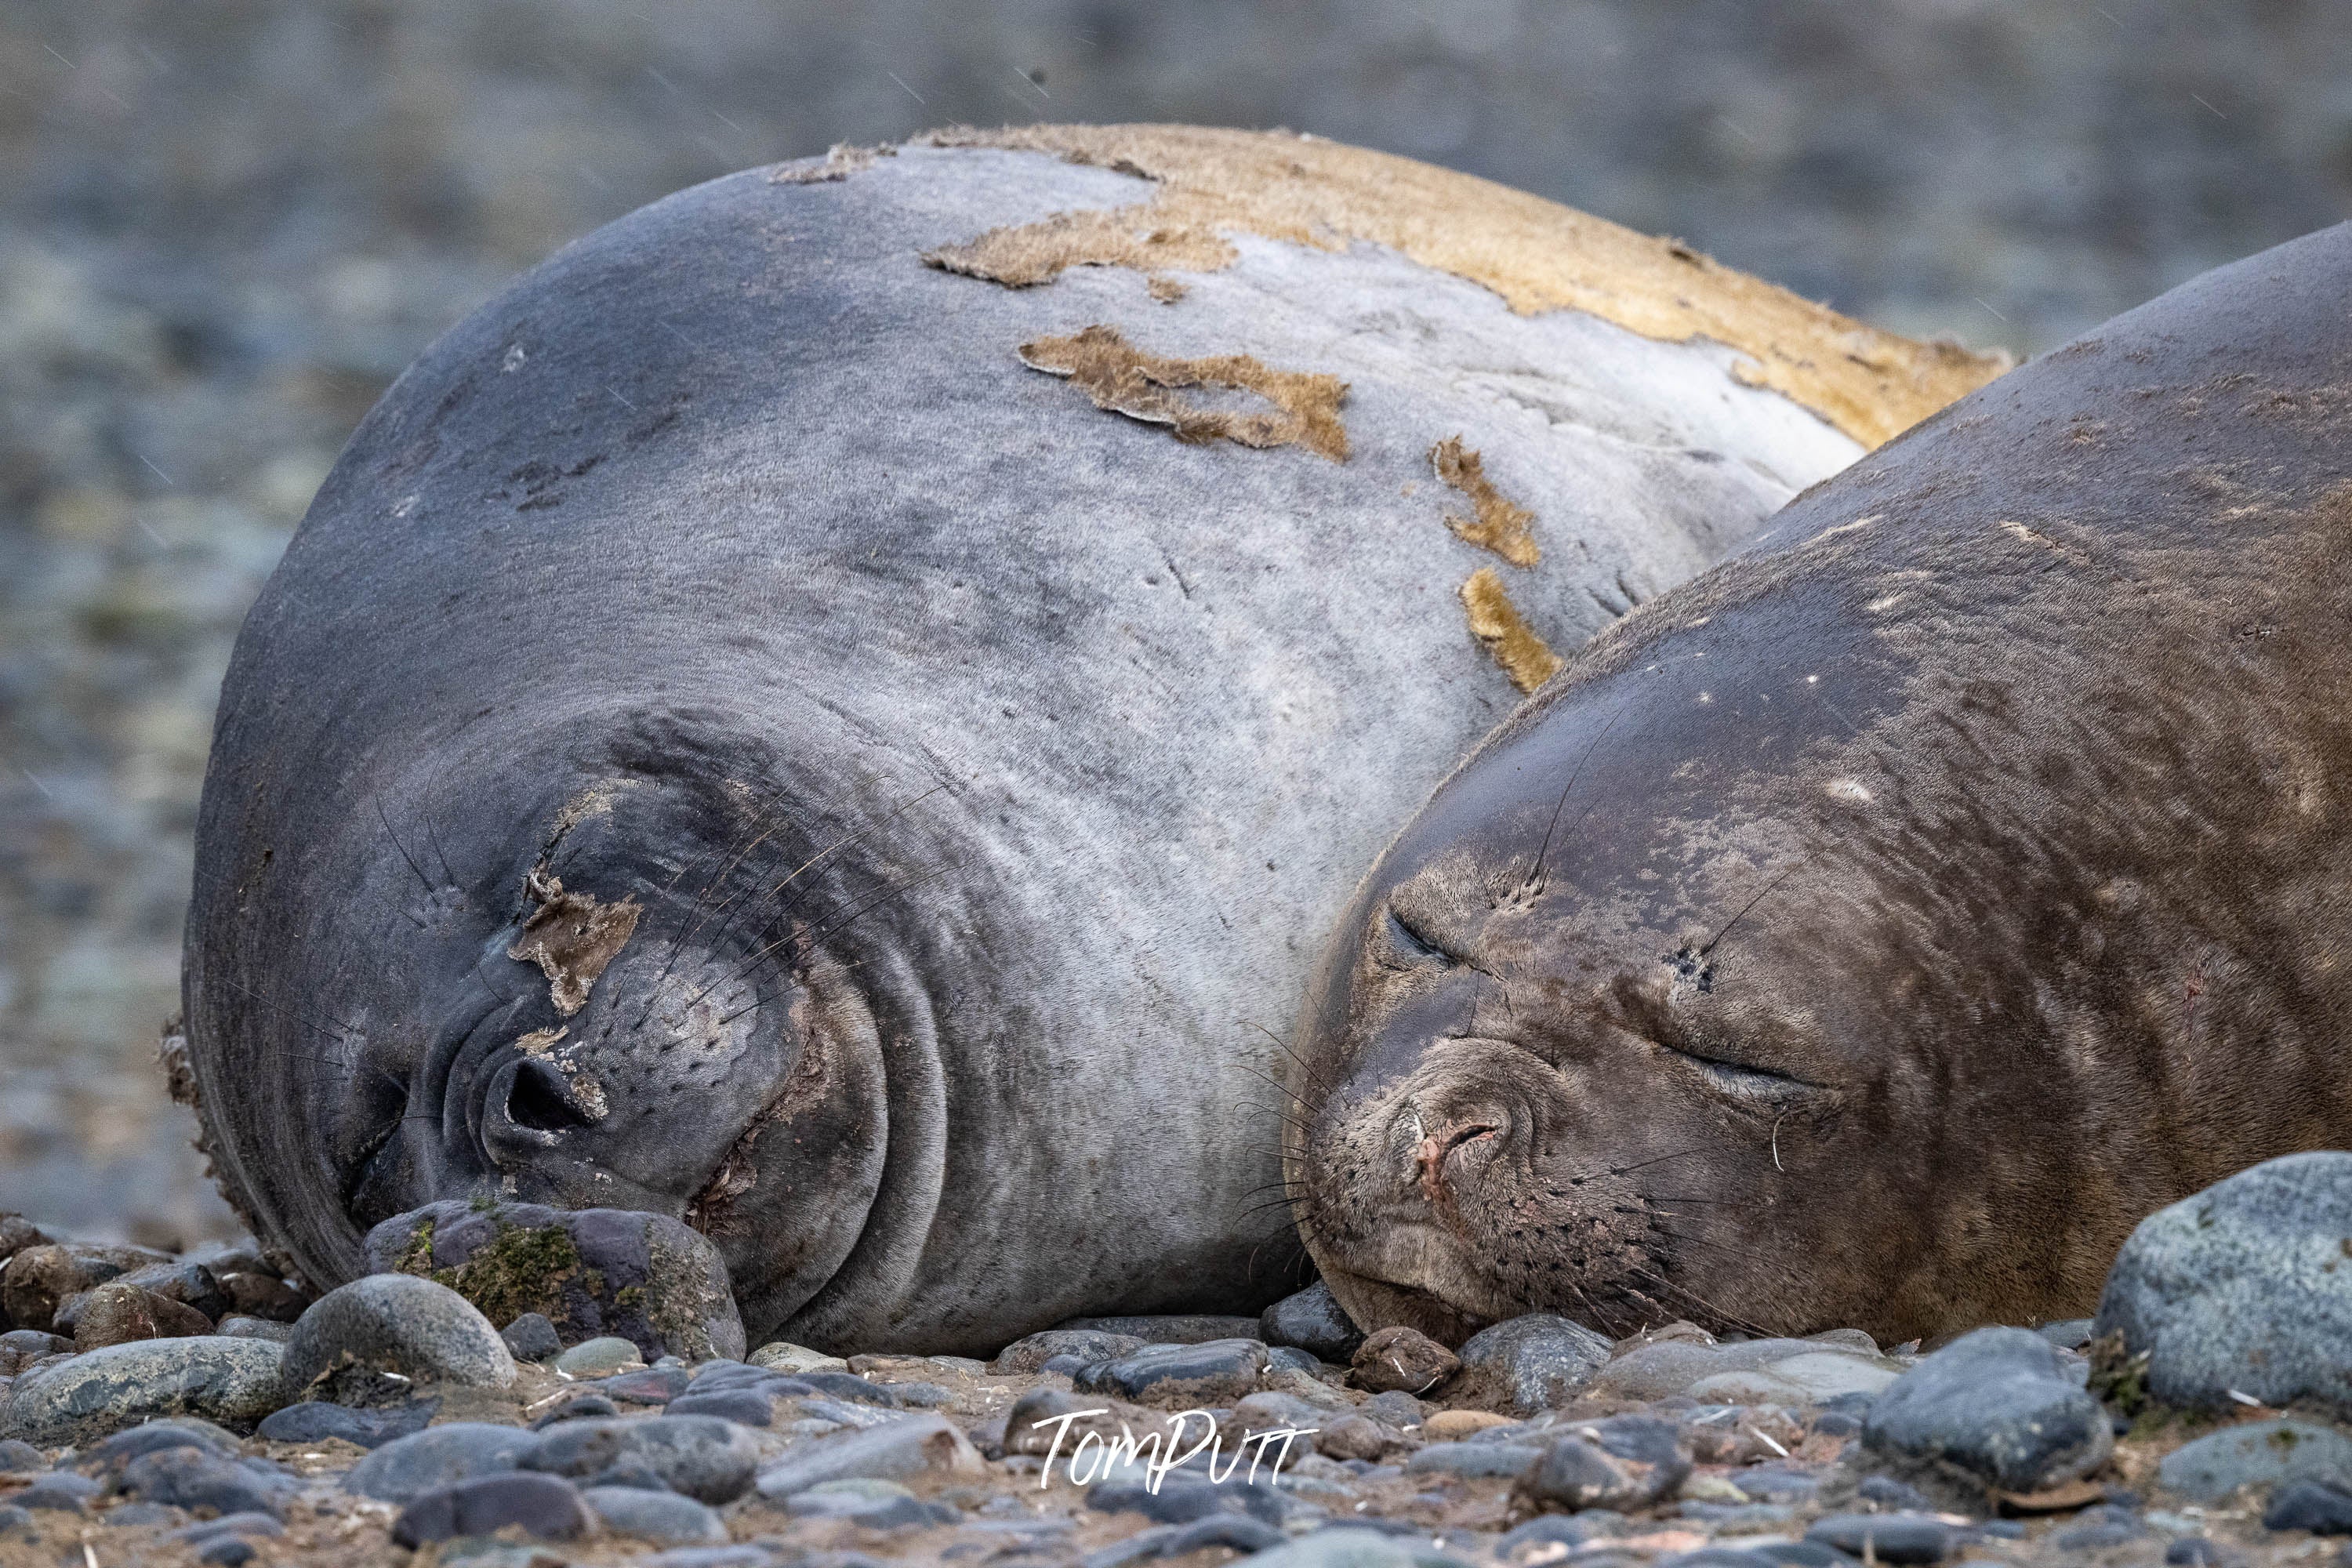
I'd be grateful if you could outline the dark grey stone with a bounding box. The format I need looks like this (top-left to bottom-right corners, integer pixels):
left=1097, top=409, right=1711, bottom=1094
left=343, top=1421, right=543, bottom=1502
left=1267, top=1346, right=1322, bottom=1375
left=2051, top=1505, right=2143, bottom=1550
left=1260, top=1284, right=1364, bottom=1363
left=79, top=1417, right=240, bottom=1474
left=0, top=1438, right=43, bottom=1468
left=198, top=1538, right=255, bottom=1566
left=594, top=1366, right=693, bottom=1403
left=390, top=1470, right=594, bottom=1547
left=257, top=1398, right=437, bottom=1447
left=499, top=1312, right=562, bottom=1363
left=1163, top=1515, right=1288, bottom=1555
left=992, top=1330, right=1150, bottom=1375
left=2165, top=1537, right=2229, bottom=1564
left=1074, top=1338, right=1269, bottom=1403
left=789, top=1370, right=900, bottom=1405
left=583, top=1483, right=730, bottom=1544
left=1403, top=1442, right=1544, bottom=1480
left=531, top=1394, right=622, bottom=1428
left=169, top=1512, right=282, bottom=1544
left=2095, top=1152, right=2352, bottom=1409
left=1090, top=1472, right=1288, bottom=1526
left=279, top=1274, right=514, bottom=1396
left=0, top=1505, right=31, bottom=1537
left=2269, top=1481, right=2352, bottom=1534
left=1363, top=1392, right=1428, bottom=1428
left=751, top=1414, right=982, bottom=1500
left=1517, top=1417, right=1690, bottom=1512
left=1457, top=1314, right=1612, bottom=1416
left=1860, top=1325, right=2111, bottom=1491
left=1855, top=1475, right=1932, bottom=1512
left=213, top=1318, right=294, bottom=1345
left=116, top=1448, right=290, bottom=1518
left=13, top=1475, right=94, bottom=1512
left=363, top=1201, right=745, bottom=1362
left=666, top=1388, right=775, bottom=1425
left=1806, top=1513, right=1953, bottom=1564
left=522, top=1414, right=762, bottom=1504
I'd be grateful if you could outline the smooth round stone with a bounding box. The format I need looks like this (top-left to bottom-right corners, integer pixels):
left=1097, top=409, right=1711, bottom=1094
left=752, top=1414, right=984, bottom=1500
left=0, top=1243, right=168, bottom=1334
left=82, top=1416, right=241, bottom=1472
left=213, top=1317, right=294, bottom=1345
left=1076, top=1338, right=1269, bottom=1404
left=343, top=1421, right=543, bottom=1502
left=747, top=1341, right=848, bottom=1375
left=67, top=1283, right=214, bottom=1349
left=390, top=1471, right=593, bottom=1548
left=257, top=1398, right=437, bottom=1448
left=13, top=1474, right=96, bottom=1512
left=281, top=1275, right=515, bottom=1395
left=0, top=1337, right=286, bottom=1445
left=532, top=1395, right=622, bottom=1429
left=1861, top=1327, right=2112, bottom=1493
left=1349, top=1327, right=1457, bottom=1396
left=1457, top=1314, right=1612, bottom=1415
left=1240, top=1523, right=1468, bottom=1568
left=0, top=1505, right=31, bottom=1537
left=664, top=1388, right=774, bottom=1426
left=1404, top=1443, right=1543, bottom=1480
left=584, top=1483, right=729, bottom=1544
left=554, top=1336, right=644, bottom=1377
left=1059, top=1315, right=1264, bottom=1345
left=0, top=1437, right=45, bottom=1469
left=2267, top=1481, right=2352, bottom=1534
left=1260, top=1285, right=1367, bottom=1363
left=2165, top=1537, right=2228, bottom=1565
left=117, top=1447, right=290, bottom=1518
left=521, top=1414, right=760, bottom=1504
left=103, top=1502, right=183, bottom=1528
left=1515, top=1417, right=1690, bottom=1512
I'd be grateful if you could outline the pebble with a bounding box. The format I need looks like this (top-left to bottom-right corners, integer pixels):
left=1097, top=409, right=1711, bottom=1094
left=2268, top=1481, right=2352, bottom=1534
left=68, top=1283, right=214, bottom=1348
left=281, top=1274, right=516, bottom=1396
left=992, top=1329, right=1149, bottom=1374
left=753, top=1412, right=985, bottom=1500
left=1585, top=1335, right=1900, bottom=1402
left=0, top=1242, right=168, bottom=1332
left=1316, top=1414, right=1397, bottom=1461
left=102, top=1259, right=232, bottom=1323
left=500, top=1312, right=563, bottom=1363
left=594, top=1365, right=691, bottom=1402
left=533, top=1394, right=623, bottom=1428
left=0, top=1330, right=71, bottom=1375
left=1075, top=1338, right=1269, bottom=1403
left=2165, top=1537, right=2230, bottom=1565
left=13, top=1472, right=96, bottom=1511
left=1516, top=1416, right=1690, bottom=1512
left=256, top=1397, right=438, bottom=1447
left=390, top=1470, right=595, bottom=1547
left=117, top=1446, right=292, bottom=1517
left=1091, top=1471, right=1290, bottom=1526
left=0, top=1335, right=286, bottom=1443
left=0, top=1505, right=30, bottom=1537
left=522, top=1414, right=761, bottom=1503
left=80, top=1415, right=241, bottom=1471
left=749, top=1341, right=850, bottom=1374
left=2036, top=1318, right=2096, bottom=1349
left=2052, top=1504, right=2145, bottom=1550
left=583, top=1483, right=731, bottom=1543
left=1363, top=1391, right=1428, bottom=1428
left=786, top=1478, right=958, bottom=1529
left=365, top=1201, right=746, bottom=1362
left=554, top=1334, right=647, bottom=1377
left=2154, top=1419, right=2352, bottom=1503
left=0, top=1436, right=44, bottom=1468
left=1456, top=1313, right=1612, bottom=1415
left=1241, top=1523, right=1468, bottom=1568
left=1806, top=1512, right=1954, bottom=1564
left=1350, top=1327, right=1458, bottom=1395
left=666, top=1387, right=775, bottom=1425
left=2096, top=1151, right=2352, bottom=1408
left=343, top=1421, right=544, bottom=1502
left=216, top=1272, right=310, bottom=1323
left=1261, top=1283, right=1366, bottom=1363
left=1861, top=1324, right=2111, bottom=1491
left=1060, top=1314, right=1263, bottom=1345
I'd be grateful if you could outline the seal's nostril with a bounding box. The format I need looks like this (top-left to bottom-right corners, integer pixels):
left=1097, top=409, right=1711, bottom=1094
left=504, top=1059, right=592, bottom=1135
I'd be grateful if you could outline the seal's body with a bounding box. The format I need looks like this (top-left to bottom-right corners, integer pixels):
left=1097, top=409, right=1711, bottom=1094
left=1289, top=223, right=2352, bottom=1348
left=182, top=125, right=1991, bottom=1353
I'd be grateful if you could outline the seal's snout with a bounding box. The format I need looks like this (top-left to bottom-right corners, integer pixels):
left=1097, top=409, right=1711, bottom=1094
left=481, top=1055, right=600, bottom=1156
left=1406, top=1103, right=1506, bottom=1213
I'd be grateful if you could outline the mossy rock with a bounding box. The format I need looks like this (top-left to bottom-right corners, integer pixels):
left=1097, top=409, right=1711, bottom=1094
left=361, top=1201, right=743, bottom=1362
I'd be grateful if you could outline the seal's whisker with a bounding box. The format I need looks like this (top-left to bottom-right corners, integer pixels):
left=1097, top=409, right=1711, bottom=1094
left=376, top=797, right=441, bottom=896
left=1526, top=695, right=1632, bottom=892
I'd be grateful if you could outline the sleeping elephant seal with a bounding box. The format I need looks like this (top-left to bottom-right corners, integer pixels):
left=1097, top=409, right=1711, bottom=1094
left=180, top=123, right=1996, bottom=1355
left=1287, top=222, right=2352, bottom=1349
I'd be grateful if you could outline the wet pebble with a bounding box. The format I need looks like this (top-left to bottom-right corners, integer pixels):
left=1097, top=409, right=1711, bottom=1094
left=1350, top=1327, right=1457, bottom=1396
left=256, top=1396, right=437, bottom=1447
left=117, top=1446, right=292, bottom=1518
left=2268, top=1480, right=2352, bottom=1534
left=748, top=1341, right=849, bottom=1374
left=786, top=1477, right=957, bottom=1529
left=1806, top=1512, right=1952, bottom=1564
left=1456, top=1313, right=1612, bottom=1415
left=2157, top=1419, right=2352, bottom=1503
left=1516, top=1416, right=1690, bottom=1512
left=554, top=1334, right=645, bottom=1377
left=499, top=1312, right=562, bottom=1363
left=1861, top=1325, right=2111, bottom=1492
left=992, top=1329, right=1148, bottom=1374
left=1076, top=1337, right=1269, bottom=1403
left=67, top=1283, right=214, bottom=1348
left=753, top=1412, right=984, bottom=1500
left=1, top=1335, right=285, bottom=1443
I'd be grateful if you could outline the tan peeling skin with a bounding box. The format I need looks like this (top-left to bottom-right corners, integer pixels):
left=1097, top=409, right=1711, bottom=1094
left=1018, top=325, right=1349, bottom=461
left=919, top=123, right=2008, bottom=448
left=506, top=874, right=641, bottom=1017
left=771, top=142, right=897, bottom=184
left=1458, top=567, right=1563, bottom=693
left=513, top=1027, right=565, bottom=1058
left=1431, top=435, right=1539, bottom=567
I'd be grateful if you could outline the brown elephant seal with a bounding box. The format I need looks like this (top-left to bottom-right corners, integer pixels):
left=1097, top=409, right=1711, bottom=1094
left=1287, top=221, right=2352, bottom=1348
left=178, top=123, right=1994, bottom=1355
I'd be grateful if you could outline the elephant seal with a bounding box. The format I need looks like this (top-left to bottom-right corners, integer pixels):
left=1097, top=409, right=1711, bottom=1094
left=180, top=124, right=1994, bottom=1354
left=1286, top=222, right=2352, bottom=1348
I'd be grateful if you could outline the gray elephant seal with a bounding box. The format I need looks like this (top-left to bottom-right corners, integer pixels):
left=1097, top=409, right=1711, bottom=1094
left=1287, top=221, right=2352, bottom=1349
left=180, top=124, right=1992, bottom=1354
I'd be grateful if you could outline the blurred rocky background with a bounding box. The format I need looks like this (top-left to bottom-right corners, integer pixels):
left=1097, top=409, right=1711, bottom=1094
left=1, top=0, right=2347, bottom=1246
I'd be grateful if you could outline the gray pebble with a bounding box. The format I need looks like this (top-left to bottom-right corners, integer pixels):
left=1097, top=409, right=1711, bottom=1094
left=0, top=1337, right=285, bottom=1444
left=523, top=1414, right=760, bottom=1504
left=2096, top=1151, right=2352, bottom=1409
left=1403, top=1443, right=1544, bottom=1480
left=1861, top=1325, right=2110, bottom=1492
left=0, top=1505, right=31, bottom=1537
left=343, top=1421, right=543, bottom=1502
left=13, top=1475, right=94, bottom=1512
left=553, top=1334, right=644, bottom=1377
left=665, top=1388, right=775, bottom=1425
left=500, top=1312, right=562, bottom=1363
left=117, top=1447, right=290, bottom=1518
left=256, top=1397, right=437, bottom=1448
left=753, top=1413, right=982, bottom=1500
left=1807, top=1512, right=1952, bottom=1563
left=1075, top=1338, right=1268, bottom=1403
left=1058, top=1315, right=1264, bottom=1345
left=1260, top=1284, right=1365, bottom=1363
left=212, top=1317, right=294, bottom=1345
left=2267, top=1481, right=2352, bottom=1534
left=1457, top=1314, right=1613, bottom=1417
left=390, top=1470, right=594, bottom=1547
left=2154, top=1419, right=2352, bottom=1503
left=281, top=1274, right=514, bottom=1396
left=1517, top=1417, right=1689, bottom=1512
left=583, top=1483, right=731, bottom=1543
left=532, top=1394, right=622, bottom=1428
left=992, top=1330, right=1149, bottom=1375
